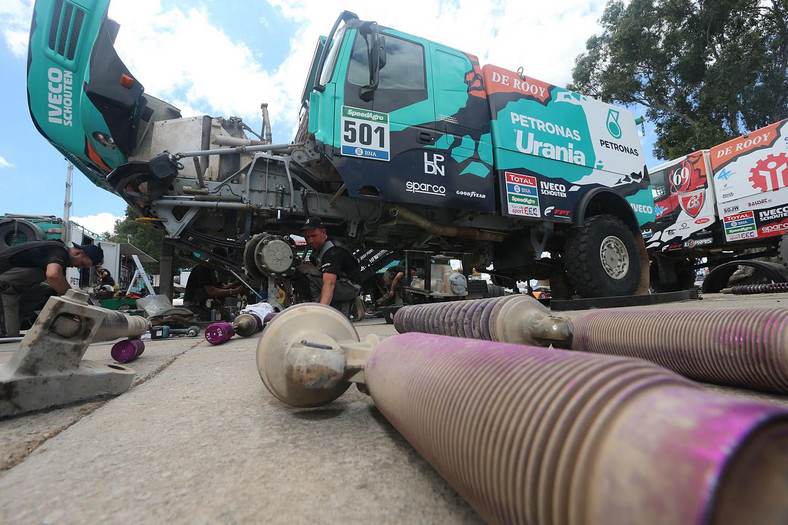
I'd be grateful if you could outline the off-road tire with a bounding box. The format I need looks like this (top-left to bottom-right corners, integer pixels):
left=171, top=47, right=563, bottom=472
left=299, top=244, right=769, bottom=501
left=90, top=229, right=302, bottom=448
left=0, top=219, right=45, bottom=250
left=564, top=214, right=641, bottom=298
left=780, top=233, right=788, bottom=268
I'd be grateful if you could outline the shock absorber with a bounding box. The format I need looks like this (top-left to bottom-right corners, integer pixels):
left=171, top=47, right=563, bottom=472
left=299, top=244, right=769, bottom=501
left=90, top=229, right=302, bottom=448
left=394, top=295, right=788, bottom=394
left=257, top=304, right=788, bottom=525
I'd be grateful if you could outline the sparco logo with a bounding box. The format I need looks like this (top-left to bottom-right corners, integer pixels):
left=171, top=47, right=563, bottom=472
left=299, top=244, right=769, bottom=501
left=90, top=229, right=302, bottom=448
left=762, top=223, right=788, bottom=234
left=406, top=181, right=446, bottom=196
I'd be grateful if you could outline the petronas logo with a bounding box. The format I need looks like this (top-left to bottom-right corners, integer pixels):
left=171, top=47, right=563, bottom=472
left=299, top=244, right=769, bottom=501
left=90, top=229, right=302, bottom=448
left=607, top=109, right=622, bottom=139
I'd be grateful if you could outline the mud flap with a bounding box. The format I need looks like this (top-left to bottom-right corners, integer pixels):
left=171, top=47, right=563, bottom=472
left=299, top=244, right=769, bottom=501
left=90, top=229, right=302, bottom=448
left=634, top=233, right=650, bottom=295
left=107, top=152, right=181, bottom=203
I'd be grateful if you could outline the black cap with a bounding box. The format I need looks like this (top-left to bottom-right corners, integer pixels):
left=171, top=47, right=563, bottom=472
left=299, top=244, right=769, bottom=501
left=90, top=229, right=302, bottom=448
left=73, top=243, right=104, bottom=265
left=301, top=217, right=325, bottom=231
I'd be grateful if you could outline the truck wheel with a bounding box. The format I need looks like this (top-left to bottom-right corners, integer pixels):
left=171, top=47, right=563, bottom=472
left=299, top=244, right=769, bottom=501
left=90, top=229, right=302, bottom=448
left=0, top=219, right=45, bottom=250
left=780, top=233, right=788, bottom=268
left=564, top=214, right=641, bottom=298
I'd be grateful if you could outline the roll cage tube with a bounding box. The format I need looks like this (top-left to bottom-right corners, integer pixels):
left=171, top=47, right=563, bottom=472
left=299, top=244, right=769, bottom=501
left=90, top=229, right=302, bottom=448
left=313, top=11, right=359, bottom=92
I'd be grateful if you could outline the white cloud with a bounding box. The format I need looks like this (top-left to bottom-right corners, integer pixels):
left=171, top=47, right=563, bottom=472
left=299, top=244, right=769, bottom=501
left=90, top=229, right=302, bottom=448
left=105, top=0, right=606, bottom=141
left=0, top=155, right=13, bottom=169
left=71, top=212, right=123, bottom=237
left=0, top=0, right=33, bottom=58
left=5, top=0, right=607, bottom=141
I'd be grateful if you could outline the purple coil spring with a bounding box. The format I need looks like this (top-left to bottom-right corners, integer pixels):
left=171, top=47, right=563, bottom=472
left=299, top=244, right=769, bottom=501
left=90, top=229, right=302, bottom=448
left=366, top=333, right=788, bottom=525
left=571, top=307, right=788, bottom=394
left=730, top=282, right=788, bottom=294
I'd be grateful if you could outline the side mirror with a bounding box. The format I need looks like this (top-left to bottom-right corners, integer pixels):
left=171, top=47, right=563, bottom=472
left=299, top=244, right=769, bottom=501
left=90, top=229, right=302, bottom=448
left=359, top=22, right=385, bottom=102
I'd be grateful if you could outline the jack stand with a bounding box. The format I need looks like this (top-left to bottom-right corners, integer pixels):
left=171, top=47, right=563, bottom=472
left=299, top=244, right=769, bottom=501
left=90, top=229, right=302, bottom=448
left=0, top=289, right=135, bottom=417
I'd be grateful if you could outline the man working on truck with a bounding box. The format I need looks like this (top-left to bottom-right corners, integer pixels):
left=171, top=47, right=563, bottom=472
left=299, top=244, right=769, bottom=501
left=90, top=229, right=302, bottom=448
left=0, top=240, right=104, bottom=337
left=184, top=248, right=246, bottom=321
left=377, top=263, right=416, bottom=306
left=293, top=217, right=361, bottom=317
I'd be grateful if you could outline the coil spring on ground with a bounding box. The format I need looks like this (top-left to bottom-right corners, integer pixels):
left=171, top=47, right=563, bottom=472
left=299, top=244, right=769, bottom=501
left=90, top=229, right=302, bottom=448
left=571, top=307, right=788, bottom=394
left=730, top=282, right=788, bottom=294
left=365, top=333, right=788, bottom=525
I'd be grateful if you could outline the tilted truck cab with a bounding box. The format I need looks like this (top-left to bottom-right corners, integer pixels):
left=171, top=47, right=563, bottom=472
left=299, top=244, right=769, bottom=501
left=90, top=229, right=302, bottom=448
left=27, top=1, right=654, bottom=298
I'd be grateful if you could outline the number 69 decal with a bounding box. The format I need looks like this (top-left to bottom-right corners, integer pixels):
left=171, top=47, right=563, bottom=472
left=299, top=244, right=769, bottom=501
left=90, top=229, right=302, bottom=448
left=340, top=106, right=390, bottom=162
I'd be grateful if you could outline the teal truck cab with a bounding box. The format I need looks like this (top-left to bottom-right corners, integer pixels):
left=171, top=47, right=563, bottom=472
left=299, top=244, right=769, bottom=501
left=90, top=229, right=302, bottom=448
left=27, top=1, right=654, bottom=298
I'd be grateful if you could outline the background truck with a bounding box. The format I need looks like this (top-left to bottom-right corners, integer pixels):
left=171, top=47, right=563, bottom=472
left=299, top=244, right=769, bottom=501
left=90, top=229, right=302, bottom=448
left=646, top=119, right=788, bottom=290
left=26, top=1, right=655, bottom=299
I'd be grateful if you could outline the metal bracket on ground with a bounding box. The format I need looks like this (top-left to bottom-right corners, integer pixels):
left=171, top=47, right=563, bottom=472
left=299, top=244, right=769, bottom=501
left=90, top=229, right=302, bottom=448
left=0, top=289, right=135, bottom=417
left=550, top=288, right=699, bottom=311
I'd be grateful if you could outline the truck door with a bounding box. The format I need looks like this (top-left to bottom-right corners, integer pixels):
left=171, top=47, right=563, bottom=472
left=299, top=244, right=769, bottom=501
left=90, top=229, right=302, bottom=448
left=329, top=23, right=494, bottom=212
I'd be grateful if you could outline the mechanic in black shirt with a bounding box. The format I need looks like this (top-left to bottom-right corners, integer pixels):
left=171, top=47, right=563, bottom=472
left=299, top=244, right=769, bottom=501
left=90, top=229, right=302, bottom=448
left=184, top=248, right=245, bottom=321
left=0, top=240, right=104, bottom=336
left=294, top=217, right=361, bottom=316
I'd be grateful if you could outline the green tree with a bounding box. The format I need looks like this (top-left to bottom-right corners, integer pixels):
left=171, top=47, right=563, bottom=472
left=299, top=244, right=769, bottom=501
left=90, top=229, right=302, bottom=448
left=109, top=207, right=191, bottom=274
left=570, top=0, right=788, bottom=160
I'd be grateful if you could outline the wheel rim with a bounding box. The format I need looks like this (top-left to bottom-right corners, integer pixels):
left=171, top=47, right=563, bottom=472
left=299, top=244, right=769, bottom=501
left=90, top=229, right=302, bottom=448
left=599, top=235, right=629, bottom=279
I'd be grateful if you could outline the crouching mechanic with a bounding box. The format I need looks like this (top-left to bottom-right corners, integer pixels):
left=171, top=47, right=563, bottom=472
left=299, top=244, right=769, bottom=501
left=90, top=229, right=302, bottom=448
left=0, top=241, right=104, bottom=336
left=294, top=217, right=361, bottom=317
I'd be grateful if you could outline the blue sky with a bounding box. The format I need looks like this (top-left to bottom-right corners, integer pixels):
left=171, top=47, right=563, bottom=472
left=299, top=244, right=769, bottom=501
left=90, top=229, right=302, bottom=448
left=0, top=0, right=659, bottom=235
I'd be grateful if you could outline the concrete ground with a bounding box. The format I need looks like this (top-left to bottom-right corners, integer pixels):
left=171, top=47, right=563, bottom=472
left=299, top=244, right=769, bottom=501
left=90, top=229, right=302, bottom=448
left=0, top=292, right=787, bottom=523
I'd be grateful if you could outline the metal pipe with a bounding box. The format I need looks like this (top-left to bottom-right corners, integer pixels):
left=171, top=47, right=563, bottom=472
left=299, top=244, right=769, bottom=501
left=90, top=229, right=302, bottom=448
left=176, top=142, right=295, bottom=158
left=390, top=206, right=507, bottom=243
left=256, top=304, right=788, bottom=525
left=156, top=200, right=252, bottom=209
left=96, top=310, right=150, bottom=342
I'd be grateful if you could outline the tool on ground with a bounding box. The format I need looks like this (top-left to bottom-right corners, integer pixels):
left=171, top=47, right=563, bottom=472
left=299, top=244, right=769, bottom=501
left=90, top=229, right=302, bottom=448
left=150, top=325, right=200, bottom=339
left=394, top=295, right=788, bottom=394
left=111, top=339, right=145, bottom=363
left=257, top=303, right=788, bottom=525
left=0, top=289, right=149, bottom=416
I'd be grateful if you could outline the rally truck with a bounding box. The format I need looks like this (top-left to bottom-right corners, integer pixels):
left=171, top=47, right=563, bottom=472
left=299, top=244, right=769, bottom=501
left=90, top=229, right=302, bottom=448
left=646, top=119, right=788, bottom=291
left=26, top=0, right=654, bottom=299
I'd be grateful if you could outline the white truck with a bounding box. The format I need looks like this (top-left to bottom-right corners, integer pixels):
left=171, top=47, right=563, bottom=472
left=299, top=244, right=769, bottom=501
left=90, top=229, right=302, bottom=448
left=646, top=119, right=788, bottom=290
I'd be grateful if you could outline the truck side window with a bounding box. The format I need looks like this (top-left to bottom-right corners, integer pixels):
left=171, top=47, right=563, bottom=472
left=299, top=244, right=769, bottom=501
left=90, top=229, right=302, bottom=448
left=319, top=26, right=347, bottom=86
left=346, top=32, right=428, bottom=112
left=650, top=168, right=669, bottom=200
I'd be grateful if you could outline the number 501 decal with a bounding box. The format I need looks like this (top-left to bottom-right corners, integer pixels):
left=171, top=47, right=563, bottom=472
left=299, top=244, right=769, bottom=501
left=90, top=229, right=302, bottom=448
left=340, top=106, right=390, bottom=162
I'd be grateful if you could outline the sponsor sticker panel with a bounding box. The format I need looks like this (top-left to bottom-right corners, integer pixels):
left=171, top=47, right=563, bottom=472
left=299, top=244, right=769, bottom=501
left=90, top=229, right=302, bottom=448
left=710, top=120, right=788, bottom=203
left=340, top=106, right=391, bottom=162
left=505, top=172, right=540, bottom=217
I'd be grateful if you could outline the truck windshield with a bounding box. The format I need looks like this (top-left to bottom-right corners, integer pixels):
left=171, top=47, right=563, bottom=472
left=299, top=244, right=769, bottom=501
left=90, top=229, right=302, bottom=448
left=318, top=24, right=347, bottom=86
